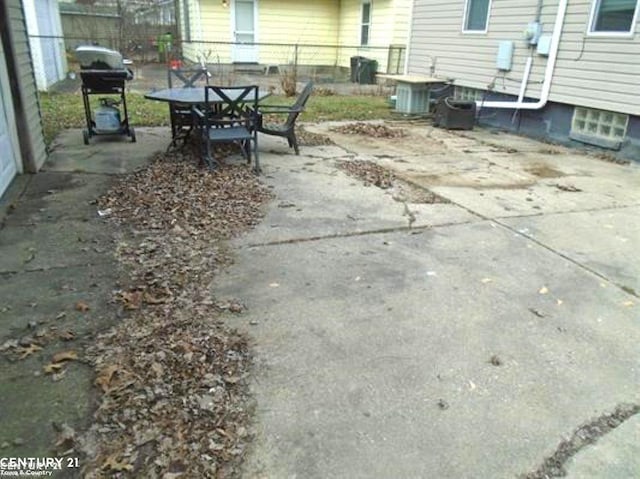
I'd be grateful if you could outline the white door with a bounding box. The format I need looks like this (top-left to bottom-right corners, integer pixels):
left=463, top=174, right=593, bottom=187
left=232, top=0, right=258, bottom=63
left=0, top=65, right=18, bottom=199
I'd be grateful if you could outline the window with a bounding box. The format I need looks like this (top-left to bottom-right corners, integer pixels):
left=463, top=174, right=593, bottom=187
left=463, top=0, right=491, bottom=32
left=454, top=86, right=484, bottom=102
left=570, top=107, right=628, bottom=148
left=361, top=1, right=372, bottom=46
left=589, top=0, right=639, bottom=34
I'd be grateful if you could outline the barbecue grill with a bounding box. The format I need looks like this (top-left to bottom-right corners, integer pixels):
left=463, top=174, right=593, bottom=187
left=75, top=46, right=136, bottom=144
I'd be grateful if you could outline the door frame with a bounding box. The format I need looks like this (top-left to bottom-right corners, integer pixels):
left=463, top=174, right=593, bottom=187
left=230, top=0, right=259, bottom=63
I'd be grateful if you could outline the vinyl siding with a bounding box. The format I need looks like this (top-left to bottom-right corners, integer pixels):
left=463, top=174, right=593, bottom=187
left=186, top=0, right=409, bottom=70
left=338, top=0, right=410, bottom=72
left=408, top=0, right=640, bottom=115
left=6, top=0, right=47, bottom=172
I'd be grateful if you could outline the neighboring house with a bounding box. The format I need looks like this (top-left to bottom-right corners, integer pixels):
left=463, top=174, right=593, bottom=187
left=407, top=0, right=640, bottom=158
left=0, top=0, right=48, bottom=199
left=178, top=0, right=411, bottom=73
left=23, top=0, right=67, bottom=91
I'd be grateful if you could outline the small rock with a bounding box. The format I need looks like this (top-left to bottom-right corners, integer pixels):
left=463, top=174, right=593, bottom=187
left=13, top=438, right=25, bottom=446
left=27, top=321, right=38, bottom=329
left=437, top=399, right=449, bottom=410
left=18, top=336, right=33, bottom=347
left=0, top=441, right=9, bottom=449
left=249, top=320, right=259, bottom=326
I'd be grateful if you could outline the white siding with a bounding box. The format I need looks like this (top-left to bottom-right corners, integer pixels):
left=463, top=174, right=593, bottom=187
left=408, top=0, right=640, bottom=116
left=5, top=0, right=47, bottom=172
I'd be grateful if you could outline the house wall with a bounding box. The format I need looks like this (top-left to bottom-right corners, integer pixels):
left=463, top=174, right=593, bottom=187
left=1, top=0, right=47, bottom=174
left=337, top=0, right=410, bottom=73
left=408, top=0, right=640, bottom=116
left=23, top=0, right=67, bottom=91
left=183, top=0, right=409, bottom=72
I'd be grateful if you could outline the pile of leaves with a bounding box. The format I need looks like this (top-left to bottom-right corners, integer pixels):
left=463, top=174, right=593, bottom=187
left=76, top=153, right=272, bottom=477
left=336, top=159, right=449, bottom=204
left=336, top=159, right=396, bottom=189
left=297, top=126, right=335, bottom=147
left=329, top=122, right=407, bottom=139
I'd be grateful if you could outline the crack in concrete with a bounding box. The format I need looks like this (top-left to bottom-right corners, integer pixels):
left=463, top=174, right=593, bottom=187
left=0, top=261, right=115, bottom=277
left=241, top=220, right=481, bottom=248
left=522, top=403, right=640, bottom=479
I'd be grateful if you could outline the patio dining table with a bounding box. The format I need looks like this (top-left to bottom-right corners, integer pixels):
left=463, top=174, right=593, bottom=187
left=144, top=87, right=270, bottom=105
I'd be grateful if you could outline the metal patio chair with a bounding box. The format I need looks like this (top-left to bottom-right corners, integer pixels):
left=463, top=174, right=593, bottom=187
left=256, top=81, right=314, bottom=155
left=192, top=85, right=260, bottom=173
left=166, top=66, right=210, bottom=148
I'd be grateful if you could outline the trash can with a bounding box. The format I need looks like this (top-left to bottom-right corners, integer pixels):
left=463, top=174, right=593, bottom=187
left=350, top=56, right=364, bottom=83
left=357, top=58, right=378, bottom=85
left=350, top=56, right=378, bottom=84
left=433, top=97, right=476, bottom=130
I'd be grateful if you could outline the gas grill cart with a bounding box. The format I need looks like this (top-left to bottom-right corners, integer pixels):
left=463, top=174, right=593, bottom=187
left=75, top=46, right=136, bottom=144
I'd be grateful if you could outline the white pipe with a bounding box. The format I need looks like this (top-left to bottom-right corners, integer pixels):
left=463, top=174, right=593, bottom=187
left=517, top=56, right=534, bottom=102
left=477, top=0, right=568, bottom=110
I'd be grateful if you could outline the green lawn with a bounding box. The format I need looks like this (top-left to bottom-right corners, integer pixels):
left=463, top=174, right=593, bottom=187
left=39, top=92, right=395, bottom=146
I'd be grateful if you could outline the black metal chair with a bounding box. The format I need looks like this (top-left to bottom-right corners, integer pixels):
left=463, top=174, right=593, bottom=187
left=192, top=85, right=260, bottom=173
left=166, top=66, right=210, bottom=148
left=256, top=81, right=314, bottom=155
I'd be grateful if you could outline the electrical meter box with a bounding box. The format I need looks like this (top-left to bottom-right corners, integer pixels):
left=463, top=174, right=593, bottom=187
left=497, top=41, right=514, bottom=71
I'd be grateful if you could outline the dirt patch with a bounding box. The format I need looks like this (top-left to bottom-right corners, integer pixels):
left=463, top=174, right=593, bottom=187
left=336, top=159, right=448, bottom=204
left=72, top=153, right=272, bottom=477
left=522, top=403, right=640, bottom=479
left=330, top=122, right=407, bottom=139
left=526, top=163, right=566, bottom=178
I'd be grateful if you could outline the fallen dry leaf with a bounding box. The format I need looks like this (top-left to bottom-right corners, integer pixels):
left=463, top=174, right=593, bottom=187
left=44, top=362, right=64, bottom=374
left=94, top=364, right=119, bottom=393
left=59, top=330, right=76, bottom=341
left=52, top=350, right=78, bottom=363
left=481, top=278, right=493, bottom=284
left=75, top=301, right=90, bottom=312
left=539, top=286, right=549, bottom=295
left=101, top=455, right=133, bottom=472
left=623, top=301, right=634, bottom=307
left=18, top=344, right=42, bottom=359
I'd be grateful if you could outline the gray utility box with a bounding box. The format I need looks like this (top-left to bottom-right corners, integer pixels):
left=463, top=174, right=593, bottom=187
left=433, top=98, right=476, bottom=130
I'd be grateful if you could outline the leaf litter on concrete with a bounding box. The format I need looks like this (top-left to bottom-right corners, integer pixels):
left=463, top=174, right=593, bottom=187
left=336, top=159, right=449, bottom=205
left=74, top=151, right=272, bottom=477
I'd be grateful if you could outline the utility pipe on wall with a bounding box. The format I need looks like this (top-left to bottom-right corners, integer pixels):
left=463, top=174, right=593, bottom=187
left=476, top=0, right=568, bottom=110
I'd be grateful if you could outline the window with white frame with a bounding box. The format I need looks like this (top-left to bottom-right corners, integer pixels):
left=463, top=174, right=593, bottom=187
left=463, top=0, right=491, bottom=32
left=590, top=0, right=639, bottom=33
left=571, top=107, right=628, bottom=142
left=361, top=1, right=372, bottom=46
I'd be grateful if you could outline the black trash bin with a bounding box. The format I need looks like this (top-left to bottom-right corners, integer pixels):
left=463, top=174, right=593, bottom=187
left=350, top=56, right=378, bottom=84
left=350, top=56, right=363, bottom=83
left=357, top=58, right=378, bottom=84
left=433, top=97, right=476, bottom=130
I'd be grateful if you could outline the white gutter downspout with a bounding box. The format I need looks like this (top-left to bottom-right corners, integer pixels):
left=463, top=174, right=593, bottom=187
left=477, top=0, right=568, bottom=110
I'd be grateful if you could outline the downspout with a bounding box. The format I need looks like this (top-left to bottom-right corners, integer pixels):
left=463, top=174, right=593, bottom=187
left=477, top=0, right=568, bottom=110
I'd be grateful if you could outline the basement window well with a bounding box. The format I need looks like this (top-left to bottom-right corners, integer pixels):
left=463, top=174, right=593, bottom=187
left=570, top=107, right=629, bottom=149
left=454, top=86, right=484, bottom=102
left=589, top=0, right=639, bottom=34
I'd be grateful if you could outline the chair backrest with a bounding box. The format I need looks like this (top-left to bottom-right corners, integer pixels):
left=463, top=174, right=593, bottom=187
left=204, top=85, right=259, bottom=122
left=285, top=81, right=314, bottom=127
left=168, top=67, right=209, bottom=88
